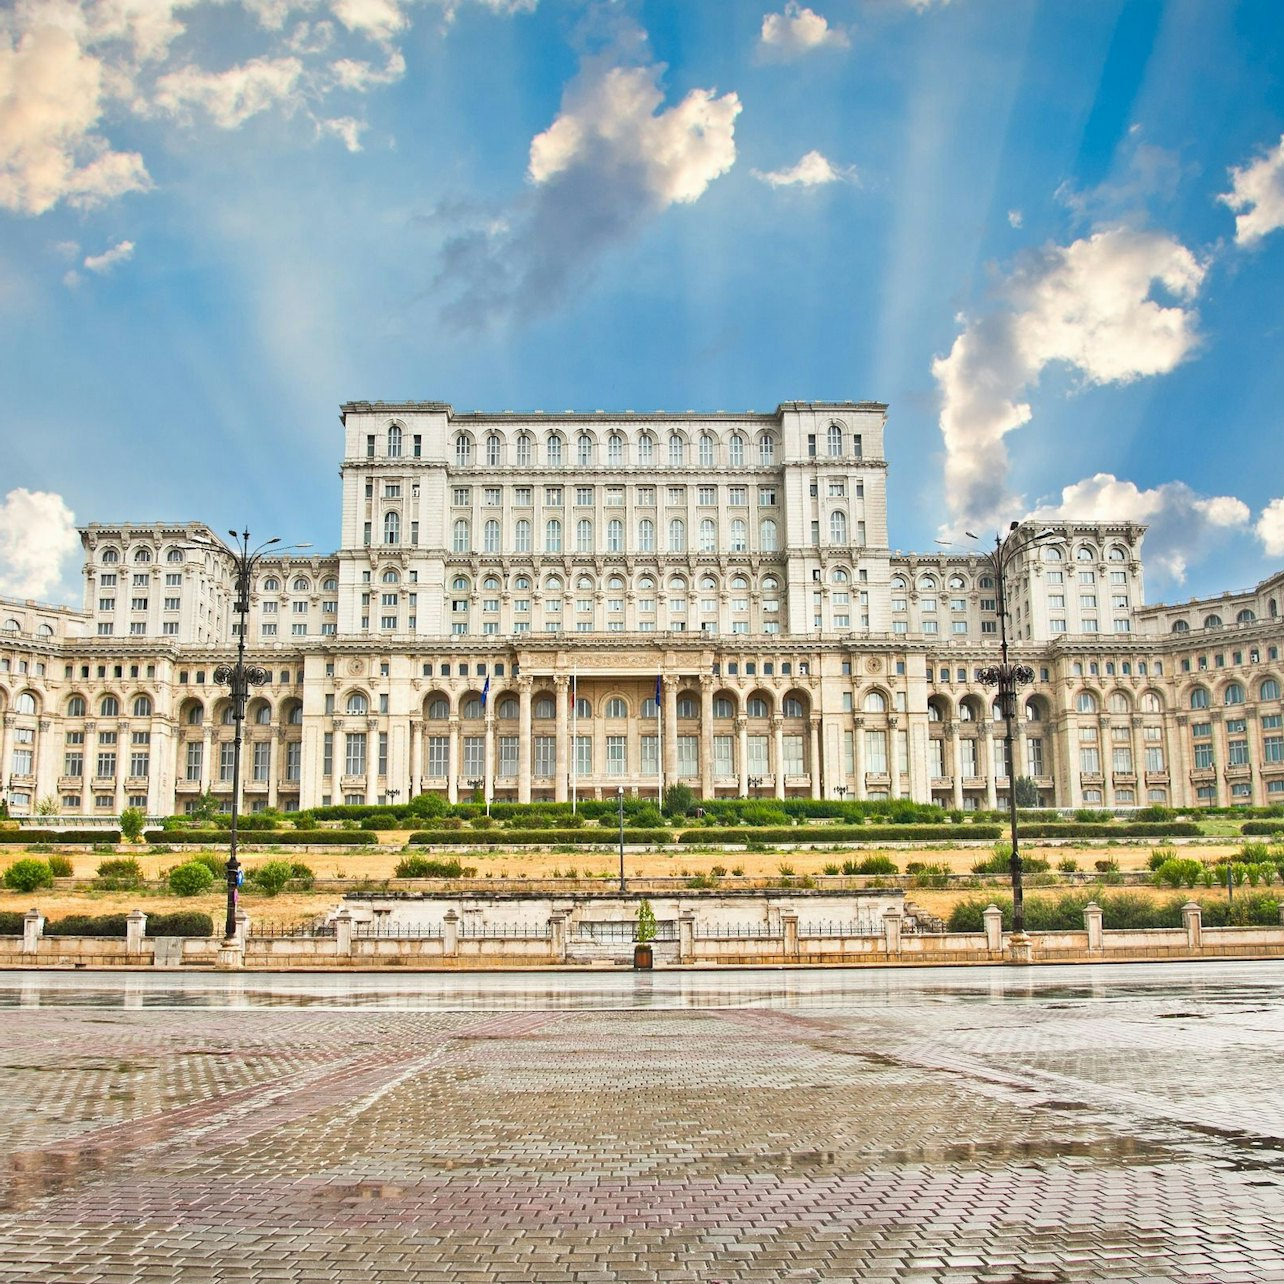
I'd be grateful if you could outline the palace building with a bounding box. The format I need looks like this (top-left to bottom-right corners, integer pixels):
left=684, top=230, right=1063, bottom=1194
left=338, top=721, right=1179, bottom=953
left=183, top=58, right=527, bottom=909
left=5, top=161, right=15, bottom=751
left=1, top=399, right=1282, bottom=817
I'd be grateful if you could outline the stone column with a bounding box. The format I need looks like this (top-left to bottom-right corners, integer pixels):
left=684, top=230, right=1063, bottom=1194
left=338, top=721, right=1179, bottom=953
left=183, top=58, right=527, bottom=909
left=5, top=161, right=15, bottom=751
left=678, top=910, right=695, bottom=963
left=517, top=678, right=532, bottom=804
left=887, top=716, right=901, bottom=800
left=700, top=675, right=714, bottom=800
left=409, top=718, right=422, bottom=798
left=982, top=904, right=1003, bottom=952
left=735, top=715, right=748, bottom=797
left=1245, top=708, right=1264, bottom=806
left=1083, top=901, right=1103, bottom=952
left=948, top=721, right=964, bottom=809
left=0, top=717, right=11, bottom=798
left=335, top=909, right=353, bottom=958
left=22, top=909, right=43, bottom=956
left=1172, top=713, right=1191, bottom=808
left=882, top=908, right=903, bottom=954
left=663, top=676, right=678, bottom=787
left=267, top=731, right=280, bottom=809
left=1100, top=716, right=1115, bottom=808
left=1207, top=709, right=1224, bottom=806
left=446, top=716, right=460, bottom=804
left=983, top=727, right=998, bottom=809
left=365, top=718, right=379, bottom=806
left=200, top=725, right=213, bottom=792
left=769, top=716, right=783, bottom=799
left=853, top=714, right=866, bottom=801
left=808, top=716, right=821, bottom=800
left=126, top=909, right=147, bottom=955
left=114, top=719, right=128, bottom=815
left=548, top=911, right=567, bottom=962
left=554, top=676, right=569, bottom=803
left=782, top=912, right=799, bottom=960
left=1182, top=900, right=1202, bottom=952
left=1130, top=714, right=1145, bottom=807
left=484, top=712, right=495, bottom=807
left=33, top=718, right=53, bottom=808
left=443, top=909, right=460, bottom=958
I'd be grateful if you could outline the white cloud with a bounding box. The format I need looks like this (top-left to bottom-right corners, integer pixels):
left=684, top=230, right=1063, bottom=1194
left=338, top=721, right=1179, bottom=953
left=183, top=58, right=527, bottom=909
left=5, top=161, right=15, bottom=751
left=83, top=238, right=134, bottom=272
left=1257, top=497, right=1284, bottom=558
left=0, top=488, right=80, bottom=600
left=329, top=49, right=405, bottom=90
left=1030, top=473, right=1249, bottom=585
left=330, top=0, right=409, bottom=43
left=932, top=226, right=1206, bottom=533
left=1007, top=209, right=1022, bottom=228
left=0, top=20, right=151, bottom=215
left=752, top=149, right=852, bottom=188
left=528, top=64, right=739, bottom=206
left=151, top=56, right=305, bottom=127
left=759, top=3, right=849, bottom=59
left=318, top=114, right=363, bottom=150
left=1219, top=134, right=1284, bottom=247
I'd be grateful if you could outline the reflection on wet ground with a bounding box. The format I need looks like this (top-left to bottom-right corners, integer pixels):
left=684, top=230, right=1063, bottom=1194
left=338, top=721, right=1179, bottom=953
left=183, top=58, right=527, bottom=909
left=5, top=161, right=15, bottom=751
left=4, top=958, right=1284, bottom=1011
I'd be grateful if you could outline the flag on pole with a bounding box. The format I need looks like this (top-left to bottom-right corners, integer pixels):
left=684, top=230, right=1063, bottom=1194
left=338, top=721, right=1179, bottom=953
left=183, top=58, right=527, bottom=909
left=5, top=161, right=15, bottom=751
left=481, top=675, right=490, bottom=709
left=654, top=674, right=662, bottom=709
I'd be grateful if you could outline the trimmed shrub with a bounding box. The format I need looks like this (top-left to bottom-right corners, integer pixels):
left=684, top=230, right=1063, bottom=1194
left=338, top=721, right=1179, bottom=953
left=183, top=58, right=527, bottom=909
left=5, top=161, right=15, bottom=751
left=146, top=911, right=214, bottom=937
left=119, top=807, right=146, bottom=842
left=972, top=852, right=1050, bottom=875
left=855, top=855, right=899, bottom=875
left=0, top=828, right=121, bottom=845
left=394, top=855, right=471, bottom=878
left=0, top=911, right=26, bottom=934
left=408, top=828, right=670, bottom=847
left=168, top=861, right=216, bottom=896
left=95, top=857, right=144, bottom=889
left=44, top=913, right=129, bottom=937
left=152, top=829, right=377, bottom=846
left=48, top=854, right=73, bottom=878
left=4, top=858, right=54, bottom=893
left=1153, top=858, right=1203, bottom=888
left=678, top=824, right=1002, bottom=845
left=189, top=851, right=226, bottom=876
left=247, top=859, right=295, bottom=897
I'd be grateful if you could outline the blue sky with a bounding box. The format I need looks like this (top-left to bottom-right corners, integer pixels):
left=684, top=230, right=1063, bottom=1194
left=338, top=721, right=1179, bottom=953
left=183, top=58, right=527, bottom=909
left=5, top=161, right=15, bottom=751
left=3, top=0, right=1284, bottom=608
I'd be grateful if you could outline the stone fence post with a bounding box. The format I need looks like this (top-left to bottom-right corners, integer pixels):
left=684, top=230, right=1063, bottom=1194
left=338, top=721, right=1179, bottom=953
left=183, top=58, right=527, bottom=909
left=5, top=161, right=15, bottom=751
left=126, top=909, right=147, bottom=956
left=548, top=911, right=567, bottom=962
left=22, top=909, right=43, bottom=956
left=782, top=913, right=799, bottom=961
left=883, top=908, right=903, bottom=955
left=443, top=910, right=459, bottom=958
left=1182, top=901, right=1202, bottom=953
left=1083, top=901, right=1103, bottom=953
left=235, top=909, right=249, bottom=950
left=678, top=910, right=695, bottom=964
left=334, top=910, right=353, bottom=958
left=982, top=905, right=1003, bottom=953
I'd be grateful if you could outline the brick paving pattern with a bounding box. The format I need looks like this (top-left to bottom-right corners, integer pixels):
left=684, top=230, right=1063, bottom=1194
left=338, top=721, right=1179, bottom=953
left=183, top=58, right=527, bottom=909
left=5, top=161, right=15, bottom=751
left=1, top=964, right=1283, bottom=1281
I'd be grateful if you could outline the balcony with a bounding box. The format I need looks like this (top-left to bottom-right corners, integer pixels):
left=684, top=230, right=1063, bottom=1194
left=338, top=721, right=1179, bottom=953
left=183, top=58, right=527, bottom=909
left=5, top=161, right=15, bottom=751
left=1030, top=776, right=1054, bottom=791
left=58, top=775, right=85, bottom=790
left=1144, top=770, right=1170, bottom=785
left=1111, top=772, right=1137, bottom=786
left=1188, top=768, right=1216, bottom=784
left=278, top=778, right=302, bottom=791
left=930, top=775, right=953, bottom=789
left=1079, top=772, right=1104, bottom=787
left=176, top=778, right=203, bottom=792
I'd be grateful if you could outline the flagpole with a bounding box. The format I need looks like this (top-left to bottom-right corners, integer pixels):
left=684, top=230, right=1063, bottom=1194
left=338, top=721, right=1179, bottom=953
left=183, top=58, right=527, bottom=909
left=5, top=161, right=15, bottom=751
left=571, top=667, right=578, bottom=815
left=656, top=674, right=664, bottom=805
left=482, top=675, right=491, bottom=818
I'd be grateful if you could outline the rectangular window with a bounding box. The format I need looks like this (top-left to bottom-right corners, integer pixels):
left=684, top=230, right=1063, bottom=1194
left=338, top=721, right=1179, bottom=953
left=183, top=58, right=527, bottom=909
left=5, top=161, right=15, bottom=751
left=1229, top=739, right=1250, bottom=767
left=1112, top=747, right=1133, bottom=773
left=606, top=735, right=626, bottom=775
left=783, top=734, right=804, bottom=776
left=252, top=741, right=270, bottom=782
left=1079, top=746, right=1101, bottom=773
left=640, top=734, right=659, bottom=777
left=675, top=735, right=698, bottom=778
left=323, top=732, right=334, bottom=777
left=427, top=736, right=448, bottom=776
left=1193, top=743, right=1214, bottom=769
left=573, top=734, right=592, bottom=777
left=1145, top=746, right=1165, bottom=772
left=185, top=742, right=203, bottom=781
left=219, top=743, right=235, bottom=782
left=345, top=732, right=367, bottom=776
left=498, top=735, right=519, bottom=778
left=864, top=730, right=888, bottom=774
left=959, top=739, right=977, bottom=777
left=1263, top=735, right=1284, bottom=764
left=285, top=740, right=302, bottom=782
left=460, top=735, right=482, bottom=777
left=129, top=748, right=150, bottom=778
left=713, top=735, right=734, bottom=777
left=534, top=735, right=556, bottom=778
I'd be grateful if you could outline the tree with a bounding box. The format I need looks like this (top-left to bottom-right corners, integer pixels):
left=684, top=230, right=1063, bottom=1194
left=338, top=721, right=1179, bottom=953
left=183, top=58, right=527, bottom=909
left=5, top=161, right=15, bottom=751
left=1014, top=776, right=1041, bottom=808
left=119, top=807, right=145, bottom=842
left=635, top=899, right=657, bottom=943
left=34, top=796, right=61, bottom=817
left=168, top=862, right=215, bottom=897
left=662, top=782, right=696, bottom=818
left=189, top=791, right=222, bottom=825
left=4, top=858, right=54, bottom=893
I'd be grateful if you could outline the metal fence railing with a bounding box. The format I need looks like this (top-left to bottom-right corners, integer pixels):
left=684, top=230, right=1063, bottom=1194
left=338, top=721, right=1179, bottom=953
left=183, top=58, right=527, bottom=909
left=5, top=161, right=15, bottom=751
left=249, top=923, right=335, bottom=939
left=694, top=922, right=780, bottom=940
left=354, top=922, right=443, bottom=939
left=800, top=920, right=883, bottom=938
left=459, top=922, right=551, bottom=939
left=575, top=920, right=678, bottom=942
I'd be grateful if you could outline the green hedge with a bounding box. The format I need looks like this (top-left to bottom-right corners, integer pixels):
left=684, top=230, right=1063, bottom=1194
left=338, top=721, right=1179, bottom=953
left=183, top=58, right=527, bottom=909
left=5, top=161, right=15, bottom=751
left=0, top=829, right=121, bottom=844
left=949, top=891, right=1281, bottom=932
left=0, top=911, right=26, bottom=934
left=678, top=824, right=1003, bottom=844
left=151, top=829, right=377, bottom=846
left=1242, top=821, right=1284, bottom=835
left=408, top=828, right=670, bottom=846
left=1016, top=822, right=1202, bottom=838
left=38, top=911, right=215, bottom=938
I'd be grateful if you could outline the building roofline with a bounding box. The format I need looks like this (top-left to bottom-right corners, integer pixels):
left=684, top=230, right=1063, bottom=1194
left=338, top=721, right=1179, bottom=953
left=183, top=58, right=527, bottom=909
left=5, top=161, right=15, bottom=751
left=340, top=400, right=888, bottom=423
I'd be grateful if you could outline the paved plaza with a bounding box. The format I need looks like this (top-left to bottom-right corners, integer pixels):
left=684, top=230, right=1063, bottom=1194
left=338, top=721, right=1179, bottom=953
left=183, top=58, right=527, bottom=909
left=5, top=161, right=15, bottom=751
left=1, top=964, right=1283, bottom=1283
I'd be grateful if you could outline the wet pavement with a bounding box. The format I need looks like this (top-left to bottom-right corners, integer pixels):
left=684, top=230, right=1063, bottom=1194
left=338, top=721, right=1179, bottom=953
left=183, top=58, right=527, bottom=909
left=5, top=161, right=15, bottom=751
left=1, top=962, right=1283, bottom=1282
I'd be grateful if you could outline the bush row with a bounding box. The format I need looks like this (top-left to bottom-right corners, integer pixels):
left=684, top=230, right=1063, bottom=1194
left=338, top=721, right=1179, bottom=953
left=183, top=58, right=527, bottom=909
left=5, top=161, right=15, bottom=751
left=150, top=829, right=376, bottom=846
left=407, top=828, right=670, bottom=846
left=1242, top=821, right=1284, bottom=835
left=1015, top=822, right=1202, bottom=838
left=0, top=911, right=214, bottom=937
left=0, top=829, right=121, bottom=844
left=948, top=891, right=1281, bottom=932
left=677, top=824, right=1005, bottom=844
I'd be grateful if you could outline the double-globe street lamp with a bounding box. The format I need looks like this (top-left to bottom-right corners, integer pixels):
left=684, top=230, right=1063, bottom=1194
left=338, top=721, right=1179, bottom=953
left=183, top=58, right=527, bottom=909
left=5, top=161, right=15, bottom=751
left=967, top=521, right=1063, bottom=938
left=211, top=531, right=309, bottom=943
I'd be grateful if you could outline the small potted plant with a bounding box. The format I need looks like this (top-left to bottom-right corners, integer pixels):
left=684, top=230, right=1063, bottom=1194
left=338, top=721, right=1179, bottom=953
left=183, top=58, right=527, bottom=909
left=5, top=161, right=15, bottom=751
left=633, top=898, right=656, bottom=969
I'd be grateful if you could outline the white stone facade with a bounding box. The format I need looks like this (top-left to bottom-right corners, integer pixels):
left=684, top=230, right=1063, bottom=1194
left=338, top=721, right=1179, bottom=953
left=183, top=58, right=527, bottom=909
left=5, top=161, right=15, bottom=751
left=1, top=399, right=1282, bottom=816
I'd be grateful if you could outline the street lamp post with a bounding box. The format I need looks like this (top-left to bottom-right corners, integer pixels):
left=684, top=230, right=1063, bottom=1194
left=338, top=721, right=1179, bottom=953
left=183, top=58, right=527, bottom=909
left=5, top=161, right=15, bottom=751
left=617, top=785, right=625, bottom=892
left=747, top=775, right=763, bottom=800
left=970, top=522, right=1061, bottom=939
left=835, top=785, right=849, bottom=802
left=210, top=530, right=309, bottom=944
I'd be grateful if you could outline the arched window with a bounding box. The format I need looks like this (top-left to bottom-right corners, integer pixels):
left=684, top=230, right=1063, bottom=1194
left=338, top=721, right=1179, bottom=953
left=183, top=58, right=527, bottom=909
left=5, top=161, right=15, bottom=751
left=606, top=518, right=623, bottom=552
left=427, top=698, right=449, bottom=720
left=863, top=691, right=886, bottom=713
left=166, top=547, right=184, bottom=563
left=101, top=547, right=119, bottom=564
left=382, top=569, right=400, bottom=584
left=1076, top=545, right=1096, bottom=562
left=1204, top=614, right=1223, bottom=629
left=928, top=704, right=943, bottom=722
left=676, top=695, right=697, bottom=718
left=1042, top=545, right=1063, bottom=562
left=728, top=434, right=744, bottom=466
left=452, top=575, right=470, bottom=592
left=383, top=512, right=400, bottom=544
left=698, top=434, right=715, bottom=466
left=1189, top=687, right=1210, bottom=710
left=186, top=704, right=204, bottom=725
left=782, top=695, right=805, bottom=717
left=1171, top=619, right=1190, bottom=633
left=288, top=704, right=303, bottom=725
left=1108, top=692, right=1130, bottom=714
left=387, top=424, right=403, bottom=457
left=545, top=519, right=562, bottom=553
left=221, top=706, right=236, bottom=725
left=637, top=433, right=653, bottom=464
left=1024, top=701, right=1042, bottom=722
left=534, top=696, right=555, bottom=719
left=1237, top=608, right=1256, bottom=624
left=668, top=433, right=685, bottom=466
left=713, top=696, right=734, bottom=718
left=293, top=577, right=310, bottom=592
left=68, top=696, right=86, bottom=717
left=573, top=696, right=591, bottom=719
left=134, top=547, right=152, bottom=563
left=497, top=696, right=518, bottom=719
left=759, top=434, right=775, bottom=465
left=515, top=520, right=531, bottom=553
left=760, top=519, right=778, bottom=552
left=324, top=577, right=338, bottom=592
left=638, top=519, right=655, bottom=552
left=452, top=519, right=470, bottom=553
left=577, top=433, right=593, bottom=466
left=576, top=519, right=593, bottom=553
left=255, top=705, right=271, bottom=725
left=346, top=692, right=369, bottom=714
left=668, top=518, right=686, bottom=552
left=455, top=434, right=472, bottom=467
left=917, top=574, right=936, bottom=591
left=830, top=511, right=847, bottom=543
left=132, top=695, right=152, bottom=717
left=263, top=576, right=280, bottom=592
left=483, top=575, right=500, bottom=591
left=605, top=697, right=627, bottom=718
left=730, top=519, right=747, bottom=552
left=484, top=520, right=501, bottom=553
left=1224, top=682, right=1245, bottom=705
left=959, top=703, right=975, bottom=722
left=827, top=423, right=842, bottom=456
left=699, top=519, right=716, bottom=552
left=486, top=434, right=502, bottom=466
left=547, top=435, right=563, bottom=466
left=607, top=433, right=623, bottom=464
left=1140, top=692, right=1163, bottom=713
left=36, top=623, right=52, bottom=638
left=979, top=575, right=994, bottom=589
left=463, top=696, right=483, bottom=719
left=516, top=433, right=532, bottom=465
left=746, top=696, right=769, bottom=718
left=1075, top=692, right=1098, bottom=714
left=100, top=695, right=119, bottom=717
left=1261, top=678, right=1281, bottom=702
